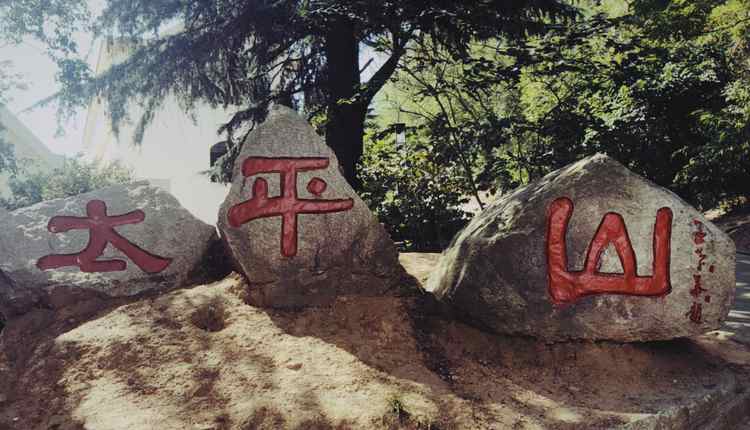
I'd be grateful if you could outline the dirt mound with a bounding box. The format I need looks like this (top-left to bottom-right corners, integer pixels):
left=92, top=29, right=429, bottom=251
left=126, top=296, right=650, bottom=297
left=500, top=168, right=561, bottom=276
left=0, top=255, right=749, bottom=429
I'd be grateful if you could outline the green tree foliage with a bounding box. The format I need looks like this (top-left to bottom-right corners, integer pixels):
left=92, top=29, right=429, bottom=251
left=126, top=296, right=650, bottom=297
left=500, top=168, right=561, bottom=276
left=377, top=36, right=524, bottom=192
left=0, top=0, right=574, bottom=188
left=373, top=0, right=750, bottom=218
left=0, top=156, right=133, bottom=210
left=362, top=37, right=520, bottom=249
left=0, top=121, right=15, bottom=177
left=360, top=125, right=470, bottom=251
left=0, top=61, right=24, bottom=175
left=511, top=0, right=750, bottom=209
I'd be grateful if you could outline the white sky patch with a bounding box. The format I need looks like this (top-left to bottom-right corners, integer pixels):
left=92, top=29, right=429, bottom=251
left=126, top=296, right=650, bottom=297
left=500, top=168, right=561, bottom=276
left=0, top=0, right=104, bottom=156
left=0, top=1, right=388, bottom=160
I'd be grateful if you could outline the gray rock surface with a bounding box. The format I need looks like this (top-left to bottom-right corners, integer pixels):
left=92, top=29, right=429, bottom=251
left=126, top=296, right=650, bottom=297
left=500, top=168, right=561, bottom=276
left=427, top=154, right=736, bottom=341
left=217, top=105, right=405, bottom=308
left=0, top=182, right=218, bottom=318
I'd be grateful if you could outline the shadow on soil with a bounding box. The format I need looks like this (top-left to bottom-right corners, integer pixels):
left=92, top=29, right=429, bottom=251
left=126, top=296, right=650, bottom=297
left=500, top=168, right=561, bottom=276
left=265, top=296, right=748, bottom=429
left=2, top=254, right=750, bottom=429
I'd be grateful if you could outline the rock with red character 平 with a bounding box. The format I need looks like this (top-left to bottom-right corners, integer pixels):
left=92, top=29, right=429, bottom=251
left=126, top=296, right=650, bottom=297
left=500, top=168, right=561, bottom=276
left=217, top=105, right=408, bottom=308
left=427, top=154, right=736, bottom=341
left=0, top=182, right=218, bottom=319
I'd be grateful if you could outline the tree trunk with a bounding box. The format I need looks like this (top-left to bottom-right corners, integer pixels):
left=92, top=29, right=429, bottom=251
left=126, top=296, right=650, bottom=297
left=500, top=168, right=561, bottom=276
left=324, top=19, right=367, bottom=190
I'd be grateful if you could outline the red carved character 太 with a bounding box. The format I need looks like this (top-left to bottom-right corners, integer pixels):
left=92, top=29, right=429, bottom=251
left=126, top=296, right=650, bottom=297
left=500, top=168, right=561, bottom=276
left=36, top=200, right=172, bottom=273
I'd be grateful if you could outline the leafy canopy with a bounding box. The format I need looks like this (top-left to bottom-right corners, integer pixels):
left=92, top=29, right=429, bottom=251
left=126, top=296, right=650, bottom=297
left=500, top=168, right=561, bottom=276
left=0, top=0, right=574, bottom=183
left=0, top=156, right=133, bottom=210
left=371, top=0, right=750, bottom=214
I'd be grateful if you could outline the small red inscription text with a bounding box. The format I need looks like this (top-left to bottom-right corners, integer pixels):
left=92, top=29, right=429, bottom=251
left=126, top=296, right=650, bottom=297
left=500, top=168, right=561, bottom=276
left=687, top=220, right=712, bottom=323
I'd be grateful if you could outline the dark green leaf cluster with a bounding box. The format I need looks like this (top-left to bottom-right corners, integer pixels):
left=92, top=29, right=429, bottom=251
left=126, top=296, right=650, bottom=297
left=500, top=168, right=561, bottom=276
left=509, top=0, right=750, bottom=209
left=0, top=61, right=27, bottom=176
left=1, top=0, right=574, bottom=183
left=374, top=0, right=750, bottom=215
left=0, top=0, right=89, bottom=54
left=0, top=156, right=133, bottom=210
left=360, top=126, right=470, bottom=251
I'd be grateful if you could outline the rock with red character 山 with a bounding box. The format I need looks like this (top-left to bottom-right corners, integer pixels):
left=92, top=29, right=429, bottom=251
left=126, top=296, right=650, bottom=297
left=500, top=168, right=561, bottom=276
left=0, top=182, right=219, bottom=319
left=427, top=154, right=736, bottom=341
left=217, top=105, right=407, bottom=308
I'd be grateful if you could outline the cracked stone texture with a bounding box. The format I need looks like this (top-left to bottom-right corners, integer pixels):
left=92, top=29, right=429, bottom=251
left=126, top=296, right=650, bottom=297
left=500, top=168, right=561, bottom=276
left=427, top=154, right=736, bottom=341
left=217, top=105, right=405, bottom=308
left=0, top=182, right=218, bottom=318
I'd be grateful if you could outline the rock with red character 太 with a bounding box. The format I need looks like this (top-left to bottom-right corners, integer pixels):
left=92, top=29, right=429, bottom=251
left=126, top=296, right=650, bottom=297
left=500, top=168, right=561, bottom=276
left=0, top=182, right=219, bottom=319
left=217, top=105, right=408, bottom=308
left=427, top=154, right=736, bottom=342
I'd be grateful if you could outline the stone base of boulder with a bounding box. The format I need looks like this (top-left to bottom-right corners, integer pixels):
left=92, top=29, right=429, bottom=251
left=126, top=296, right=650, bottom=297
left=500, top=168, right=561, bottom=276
left=622, top=382, right=750, bottom=430
left=244, top=270, right=414, bottom=309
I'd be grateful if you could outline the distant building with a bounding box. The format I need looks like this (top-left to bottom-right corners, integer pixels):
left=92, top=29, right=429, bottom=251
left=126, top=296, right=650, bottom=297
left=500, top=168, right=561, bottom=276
left=0, top=105, right=64, bottom=197
left=82, top=41, right=234, bottom=224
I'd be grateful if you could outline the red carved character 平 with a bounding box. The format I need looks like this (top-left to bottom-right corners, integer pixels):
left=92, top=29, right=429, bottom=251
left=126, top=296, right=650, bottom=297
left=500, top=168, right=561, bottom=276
left=36, top=200, right=172, bottom=273
left=546, top=197, right=673, bottom=304
left=227, top=157, right=354, bottom=257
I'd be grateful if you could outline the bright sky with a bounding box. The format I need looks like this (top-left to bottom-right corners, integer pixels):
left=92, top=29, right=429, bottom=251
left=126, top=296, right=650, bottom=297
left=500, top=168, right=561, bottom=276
left=0, top=5, right=387, bottom=224
left=1, top=39, right=95, bottom=157
left=0, top=1, right=102, bottom=157
left=0, top=0, right=386, bottom=159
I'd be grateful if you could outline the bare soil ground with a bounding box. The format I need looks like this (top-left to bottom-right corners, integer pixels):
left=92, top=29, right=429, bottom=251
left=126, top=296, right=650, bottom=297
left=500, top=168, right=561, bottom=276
left=0, top=254, right=749, bottom=430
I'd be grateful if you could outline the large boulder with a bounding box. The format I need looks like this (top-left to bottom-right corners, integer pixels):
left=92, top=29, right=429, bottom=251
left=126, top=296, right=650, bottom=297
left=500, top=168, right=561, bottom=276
left=218, top=106, right=405, bottom=308
left=0, top=182, right=218, bottom=318
left=427, top=154, right=736, bottom=341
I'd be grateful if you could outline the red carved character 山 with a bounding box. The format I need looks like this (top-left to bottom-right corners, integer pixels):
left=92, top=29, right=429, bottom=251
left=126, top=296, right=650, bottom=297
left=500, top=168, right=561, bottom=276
left=546, top=197, right=673, bottom=304
left=36, top=200, right=172, bottom=273
left=227, top=157, right=354, bottom=257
